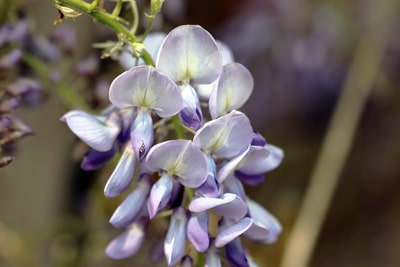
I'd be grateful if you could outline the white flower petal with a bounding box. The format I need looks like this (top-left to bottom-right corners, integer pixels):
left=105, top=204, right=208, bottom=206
left=61, top=110, right=119, bottom=151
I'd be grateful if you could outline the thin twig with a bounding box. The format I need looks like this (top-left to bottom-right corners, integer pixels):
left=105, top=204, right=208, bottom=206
left=280, top=0, right=398, bottom=267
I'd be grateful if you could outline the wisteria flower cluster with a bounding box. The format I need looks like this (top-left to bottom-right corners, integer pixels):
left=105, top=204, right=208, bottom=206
left=0, top=19, right=43, bottom=167
left=62, top=25, right=283, bottom=266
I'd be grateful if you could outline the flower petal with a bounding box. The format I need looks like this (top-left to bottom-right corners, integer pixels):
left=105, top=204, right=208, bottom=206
left=187, top=211, right=209, bottom=252
left=225, top=238, right=249, bottom=267
left=145, top=140, right=208, bottom=188
left=205, top=243, right=222, bottom=267
left=164, top=207, right=188, bottom=266
left=234, top=172, right=265, bottom=186
left=251, top=131, right=266, bottom=147
left=209, top=63, right=254, bottom=119
left=238, top=144, right=284, bottom=175
left=80, top=146, right=116, bottom=171
left=156, top=25, right=222, bottom=84
left=195, top=155, right=219, bottom=197
left=222, top=177, right=247, bottom=201
left=216, top=41, right=234, bottom=65
left=245, top=197, right=282, bottom=243
left=109, top=175, right=151, bottom=228
left=61, top=110, right=119, bottom=152
left=215, top=217, right=253, bottom=247
left=196, top=81, right=217, bottom=101
left=194, top=110, right=253, bottom=159
left=179, top=84, right=202, bottom=130
left=109, top=66, right=182, bottom=117
left=216, top=146, right=249, bottom=183
left=189, top=193, right=248, bottom=220
left=105, top=223, right=145, bottom=259
left=130, top=111, right=154, bottom=161
left=104, top=144, right=136, bottom=198
left=147, top=174, right=173, bottom=219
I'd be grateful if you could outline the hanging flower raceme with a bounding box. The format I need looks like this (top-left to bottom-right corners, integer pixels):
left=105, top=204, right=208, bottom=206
left=61, top=23, right=284, bottom=267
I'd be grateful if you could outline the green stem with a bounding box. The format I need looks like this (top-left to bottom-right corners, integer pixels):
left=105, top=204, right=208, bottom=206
left=171, top=115, right=185, bottom=139
left=0, top=0, right=12, bottom=24
left=88, top=0, right=99, bottom=10
left=196, top=252, right=205, bottom=267
left=53, top=0, right=154, bottom=66
left=129, top=0, right=139, bottom=34
left=139, top=15, right=155, bottom=42
left=111, top=0, right=122, bottom=18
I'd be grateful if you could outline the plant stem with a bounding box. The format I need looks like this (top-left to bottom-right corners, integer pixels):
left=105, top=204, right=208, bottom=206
left=111, top=0, right=122, bottom=18
left=280, top=1, right=398, bottom=267
left=0, top=0, right=12, bottom=24
left=171, top=115, right=186, bottom=139
left=129, top=0, right=139, bottom=34
left=53, top=0, right=154, bottom=66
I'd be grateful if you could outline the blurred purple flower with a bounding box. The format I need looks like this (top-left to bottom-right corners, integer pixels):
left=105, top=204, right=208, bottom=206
left=0, top=49, right=23, bottom=68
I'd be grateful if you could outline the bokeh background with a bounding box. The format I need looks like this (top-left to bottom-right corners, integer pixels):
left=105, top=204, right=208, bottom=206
left=1, top=0, right=400, bottom=266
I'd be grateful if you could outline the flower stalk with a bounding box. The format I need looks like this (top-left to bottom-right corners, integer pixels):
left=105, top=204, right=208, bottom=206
left=52, top=0, right=154, bottom=66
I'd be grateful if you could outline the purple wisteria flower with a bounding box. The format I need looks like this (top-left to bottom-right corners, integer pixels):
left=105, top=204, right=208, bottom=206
left=145, top=139, right=208, bottom=218
left=61, top=110, right=120, bottom=152
left=109, top=65, right=182, bottom=161
left=156, top=25, right=223, bottom=130
left=61, top=23, right=284, bottom=267
left=209, top=63, right=254, bottom=119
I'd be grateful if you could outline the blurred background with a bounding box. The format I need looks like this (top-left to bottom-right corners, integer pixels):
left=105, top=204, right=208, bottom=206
left=1, top=0, right=400, bottom=266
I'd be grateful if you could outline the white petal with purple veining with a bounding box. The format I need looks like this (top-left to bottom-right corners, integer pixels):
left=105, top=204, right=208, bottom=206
left=189, top=193, right=247, bottom=220
left=195, top=155, right=219, bottom=197
left=156, top=25, right=222, bottom=84
left=147, top=174, right=173, bottom=219
left=109, top=65, right=182, bottom=117
left=104, top=144, right=136, bottom=198
left=109, top=175, right=151, bottom=228
left=194, top=110, right=253, bottom=159
left=145, top=140, right=208, bottom=188
left=222, top=178, right=247, bottom=203
left=164, top=207, right=188, bottom=266
left=215, top=217, right=253, bottom=247
left=217, top=146, right=250, bottom=183
left=178, top=83, right=202, bottom=130
left=61, top=110, right=119, bottom=152
left=130, top=110, right=154, bottom=161
left=209, top=63, right=254, bottom=119
left=187, top=211, right=209, bottom=252
left=237, top=144, right=284, bottom=175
